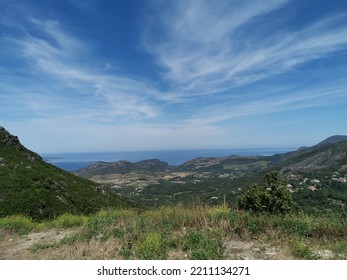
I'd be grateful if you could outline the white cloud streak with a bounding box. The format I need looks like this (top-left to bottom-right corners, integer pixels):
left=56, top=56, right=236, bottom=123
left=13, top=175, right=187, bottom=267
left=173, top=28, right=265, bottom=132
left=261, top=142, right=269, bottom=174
left=5, top=18, right=160, bottom=122
left=143, top=0, right=347, bottom=99
left=185, top=82, right=347, bottom=126
left=4, top=2, right=347, bottom=123
left=2, top=1, right=347, bottom=152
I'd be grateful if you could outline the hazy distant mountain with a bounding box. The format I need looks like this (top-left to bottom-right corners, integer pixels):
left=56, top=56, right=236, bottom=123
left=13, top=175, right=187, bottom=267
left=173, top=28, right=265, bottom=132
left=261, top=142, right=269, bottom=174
left=75, top=135, right=347, bottom=177
left=75, top=159, right=170, bottom=178
left=0, top=126, right=132, bottom=220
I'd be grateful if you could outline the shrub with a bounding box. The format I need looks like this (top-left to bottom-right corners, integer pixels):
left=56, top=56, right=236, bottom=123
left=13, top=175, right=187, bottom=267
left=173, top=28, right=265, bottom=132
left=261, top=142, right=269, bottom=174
left=238, top=171, right=299, bottom=214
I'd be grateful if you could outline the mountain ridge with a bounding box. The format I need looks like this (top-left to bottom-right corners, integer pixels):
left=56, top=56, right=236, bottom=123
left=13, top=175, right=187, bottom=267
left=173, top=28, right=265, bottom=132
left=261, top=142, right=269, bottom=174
left=75, top=135, right=347, bottom=177
left=0, top=127, right=133, bottom=220
left=76, top=158, right=170, bottom=178
left=315, top=135, right=347, bottom=147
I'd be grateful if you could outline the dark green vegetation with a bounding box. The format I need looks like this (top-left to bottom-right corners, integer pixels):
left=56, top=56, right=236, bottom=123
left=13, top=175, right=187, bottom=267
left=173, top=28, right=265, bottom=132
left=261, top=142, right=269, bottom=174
left=0, top=127, right=133, bottom=221
left=315, top=135, right=347, bottom=147
left=238, top=171, right=299, bottom=214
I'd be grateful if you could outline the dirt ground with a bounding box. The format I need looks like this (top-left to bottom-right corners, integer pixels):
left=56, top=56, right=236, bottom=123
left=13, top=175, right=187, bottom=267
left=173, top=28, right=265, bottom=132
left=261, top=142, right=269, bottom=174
left=0, top=229, right=294, bottom=260
left=1, top=228, right=343, bottom=260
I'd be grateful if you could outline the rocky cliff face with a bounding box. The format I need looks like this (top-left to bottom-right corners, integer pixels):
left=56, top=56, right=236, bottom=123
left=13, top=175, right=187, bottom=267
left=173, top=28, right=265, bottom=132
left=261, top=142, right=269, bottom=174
left=0, top=126, right=23, bottom=149
left=0, top=126, right=42, bottom=162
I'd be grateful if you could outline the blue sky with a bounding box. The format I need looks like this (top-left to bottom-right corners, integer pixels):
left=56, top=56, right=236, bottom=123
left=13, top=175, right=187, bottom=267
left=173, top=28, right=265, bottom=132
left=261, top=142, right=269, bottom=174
left=1, top=0, right=347, bottom=153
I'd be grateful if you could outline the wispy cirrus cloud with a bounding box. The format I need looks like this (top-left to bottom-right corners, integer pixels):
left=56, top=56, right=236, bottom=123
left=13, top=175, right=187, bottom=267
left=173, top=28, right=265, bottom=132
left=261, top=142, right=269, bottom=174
left=185, top=81, right=347, bottom=126
left=4, top=1, right=347, bottom=125
left=2, top=1, right=347, bottom=152
left=3, top=17, right=160, bottom=122
left=142, top=0, right=347, bottom=100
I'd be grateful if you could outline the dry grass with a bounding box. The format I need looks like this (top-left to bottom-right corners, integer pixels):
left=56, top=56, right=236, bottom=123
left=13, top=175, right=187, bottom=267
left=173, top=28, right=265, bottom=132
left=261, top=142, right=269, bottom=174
left=1, top=204, right=346, bottom=260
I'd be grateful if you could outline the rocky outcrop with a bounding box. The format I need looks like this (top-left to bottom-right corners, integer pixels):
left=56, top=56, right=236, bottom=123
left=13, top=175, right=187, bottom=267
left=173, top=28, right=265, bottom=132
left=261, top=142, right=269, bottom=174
left=0, top=127, right=22, bottom=148
left=0, top=126, right=42, bottom=162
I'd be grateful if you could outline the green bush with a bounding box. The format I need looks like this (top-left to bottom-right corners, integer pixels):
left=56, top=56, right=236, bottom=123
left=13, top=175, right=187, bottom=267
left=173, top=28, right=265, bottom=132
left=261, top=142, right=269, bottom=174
left=238, top=171, right=299, bottom=214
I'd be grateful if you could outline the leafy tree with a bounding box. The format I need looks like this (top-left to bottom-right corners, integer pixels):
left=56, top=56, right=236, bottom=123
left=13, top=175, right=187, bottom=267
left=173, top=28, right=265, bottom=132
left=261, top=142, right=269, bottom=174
left=238, top=171, right=299, bottom=214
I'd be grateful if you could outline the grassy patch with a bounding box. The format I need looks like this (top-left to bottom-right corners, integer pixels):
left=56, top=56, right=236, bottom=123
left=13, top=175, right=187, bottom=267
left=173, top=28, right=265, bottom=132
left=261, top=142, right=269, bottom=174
left=0, top=215, right=38, bottom=234
left=31, top=242, right=58, bottom=253
left=274, top=214, right=313, bottom=237
left=51, top=213, right=88, bottom=228
left=291, top=239, right=315, bottom=259
left=134, top=232, right=168, bottom=260
left=328, top=241, right=347, bottom=257
left=182, top=230, right=224, bottom=259
left=206, top=204, right=230, bottom=220
left=1, top=203, right=346, bottom=259
left=59, top=233, right=80, bottom=246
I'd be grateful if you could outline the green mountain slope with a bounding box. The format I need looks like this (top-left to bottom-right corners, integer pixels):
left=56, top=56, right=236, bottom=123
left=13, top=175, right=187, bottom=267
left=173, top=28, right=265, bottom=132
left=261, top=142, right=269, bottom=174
left=272, top=140, right=347, bottom=171
left=316, top=135, right=347, bottom=147
left=0, top=127, right=133, bottom=220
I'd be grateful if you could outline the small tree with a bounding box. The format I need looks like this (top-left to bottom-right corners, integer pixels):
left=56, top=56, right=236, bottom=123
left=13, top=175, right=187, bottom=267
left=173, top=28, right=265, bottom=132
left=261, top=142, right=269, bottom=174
left=238, top=171, right=299, bottom=214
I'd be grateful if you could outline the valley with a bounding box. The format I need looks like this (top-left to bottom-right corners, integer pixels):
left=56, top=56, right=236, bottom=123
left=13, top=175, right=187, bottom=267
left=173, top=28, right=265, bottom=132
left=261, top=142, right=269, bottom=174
left=74, top=138, right=347, bottom=213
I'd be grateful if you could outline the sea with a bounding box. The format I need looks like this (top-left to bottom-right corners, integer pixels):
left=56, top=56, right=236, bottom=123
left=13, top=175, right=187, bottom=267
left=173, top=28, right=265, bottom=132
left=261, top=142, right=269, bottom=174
left=42, top=148, right=295, bottom=172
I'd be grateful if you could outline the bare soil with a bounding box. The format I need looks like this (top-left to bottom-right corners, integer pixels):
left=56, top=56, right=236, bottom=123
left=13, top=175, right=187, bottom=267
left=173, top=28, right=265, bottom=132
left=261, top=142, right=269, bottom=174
left=0, top=229, right=292, bottom=260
